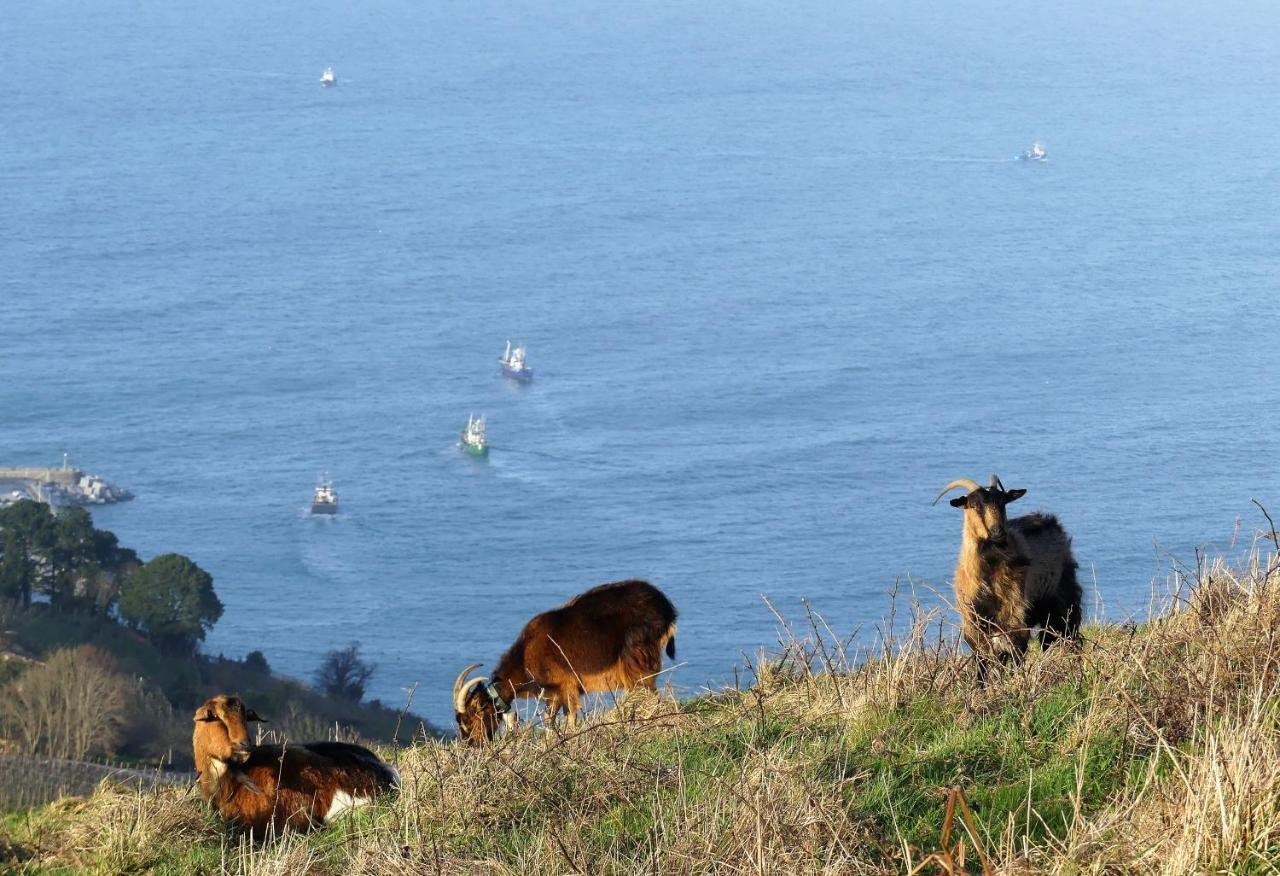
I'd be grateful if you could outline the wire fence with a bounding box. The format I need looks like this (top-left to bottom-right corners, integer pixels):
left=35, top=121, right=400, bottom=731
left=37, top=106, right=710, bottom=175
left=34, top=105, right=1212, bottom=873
left=0, top=756, right=193, bottom=811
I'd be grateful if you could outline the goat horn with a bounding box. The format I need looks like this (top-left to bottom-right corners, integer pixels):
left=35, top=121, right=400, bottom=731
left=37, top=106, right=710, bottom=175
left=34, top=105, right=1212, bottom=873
left=453, top=663, right=484, bottom=713
left=990, top=474, right=1004, bottom=490
left=932, top=479, right=980, bottom=506
left=459, top=678, right=488, bottom=709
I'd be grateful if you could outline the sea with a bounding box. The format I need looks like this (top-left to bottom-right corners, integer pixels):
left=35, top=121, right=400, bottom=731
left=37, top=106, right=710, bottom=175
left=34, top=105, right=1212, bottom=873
left=3, top=0, right=1279, bottom=728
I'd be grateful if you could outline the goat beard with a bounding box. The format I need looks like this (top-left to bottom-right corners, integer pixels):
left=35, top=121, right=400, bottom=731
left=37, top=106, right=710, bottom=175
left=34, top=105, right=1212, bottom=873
left=979, top=538, right=1028, bottom=567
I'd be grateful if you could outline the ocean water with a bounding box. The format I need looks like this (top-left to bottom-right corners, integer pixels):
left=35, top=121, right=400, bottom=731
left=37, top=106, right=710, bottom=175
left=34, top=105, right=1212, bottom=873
left=4, top=0, right=1279, bottom=727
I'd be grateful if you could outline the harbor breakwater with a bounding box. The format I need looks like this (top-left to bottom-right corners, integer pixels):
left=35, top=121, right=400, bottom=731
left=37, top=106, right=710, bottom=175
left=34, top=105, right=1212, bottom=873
left=0, top=465, right=132, bottom=508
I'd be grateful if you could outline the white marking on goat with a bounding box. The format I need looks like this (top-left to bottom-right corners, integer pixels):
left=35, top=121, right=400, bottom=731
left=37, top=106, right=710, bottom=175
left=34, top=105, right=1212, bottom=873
left=206, top=759, right=263, bottom=795
left=206, top=759, right=228, bottom=782
left=324, top=790, right=370, bottom=822
left=386, top=765, right=402, bottom=788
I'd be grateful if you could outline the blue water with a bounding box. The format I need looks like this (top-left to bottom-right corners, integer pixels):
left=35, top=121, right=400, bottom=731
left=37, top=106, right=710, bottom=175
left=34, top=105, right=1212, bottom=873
left=4, top=0, right=1279, bottom=727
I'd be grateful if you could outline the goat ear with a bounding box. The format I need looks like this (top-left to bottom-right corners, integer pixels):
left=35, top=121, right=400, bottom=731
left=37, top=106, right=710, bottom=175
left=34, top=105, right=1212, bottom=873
left=1003, top=488, right=1026, bottom=504
left=948, top=496, right=968, bottom=508
left=245, top=709, right=268, bottom=723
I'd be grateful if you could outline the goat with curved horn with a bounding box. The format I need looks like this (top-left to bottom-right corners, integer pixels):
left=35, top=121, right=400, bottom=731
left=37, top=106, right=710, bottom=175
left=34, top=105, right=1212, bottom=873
left=932, top=478, right=981, bottom=506
left=453, top=663, right=486, bottom=715
left=454, top=579, right=678, bottom=744
left=934, top=474, right=1082, bottom=682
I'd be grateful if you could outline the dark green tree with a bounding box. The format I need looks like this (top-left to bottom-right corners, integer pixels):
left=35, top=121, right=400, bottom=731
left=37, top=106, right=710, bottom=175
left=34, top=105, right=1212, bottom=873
left=315, top=642, right=376, bottom=702
left=46, top=506, right=97, bottom=610
left=0, top=500, right=57, bottom=607
left=0, top=503, right=137, bottom=614
left=118, top=554, right=223, bottom=652
left=85, top=527, right=139, bottom=615
left=243, top=650, right=270, bottom=673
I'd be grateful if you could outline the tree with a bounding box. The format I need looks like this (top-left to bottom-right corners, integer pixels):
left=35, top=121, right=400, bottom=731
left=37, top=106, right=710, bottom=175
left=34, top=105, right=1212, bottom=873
left=118, top=553, right=223, bottom=652
left=50, top=508, right=139, bottom=615
left=0, top=500, right=56, bottom=607
left=315, top=642, right=376, bottom=702
left=244, top=650, right=271, bottom=674
left=46, top=506, right=97, bottom=610
left=87, top=534, right=137, bottom=616
left=0, top=502, right=136, bottom=614
left=2, top=645, right=131, bottom=759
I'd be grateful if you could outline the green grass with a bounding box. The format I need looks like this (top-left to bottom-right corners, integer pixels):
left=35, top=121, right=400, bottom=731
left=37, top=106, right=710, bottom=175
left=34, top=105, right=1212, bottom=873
left=702, top=675, right=1124, bottom=857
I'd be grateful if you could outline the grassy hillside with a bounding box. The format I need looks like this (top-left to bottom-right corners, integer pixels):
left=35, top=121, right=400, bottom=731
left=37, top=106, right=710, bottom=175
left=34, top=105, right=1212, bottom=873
left=3, top=547, right=1279, bottom=874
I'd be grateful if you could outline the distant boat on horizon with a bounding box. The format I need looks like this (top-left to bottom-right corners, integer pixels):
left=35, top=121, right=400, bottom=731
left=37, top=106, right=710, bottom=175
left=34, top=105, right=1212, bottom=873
left=320, top=67, right=336, bottom=88
left=311, top=477, right=338, bottom=514
left=1017, top=141, right=1047, bottom=161
left=499, top=340, right=533, bottom=382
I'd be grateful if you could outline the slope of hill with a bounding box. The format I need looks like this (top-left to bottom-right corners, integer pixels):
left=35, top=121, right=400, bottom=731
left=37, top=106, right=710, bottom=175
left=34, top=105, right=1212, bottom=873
left=3, top=548, right=1279, bottom=874
left=0, top=604, right=435, bottom=815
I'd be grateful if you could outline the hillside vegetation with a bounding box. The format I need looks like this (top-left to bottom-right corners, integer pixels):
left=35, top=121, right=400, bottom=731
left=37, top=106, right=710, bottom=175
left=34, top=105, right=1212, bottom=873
left=0, top=604, right=429, bottom=767
left=4, top=544, right=1280, bottom=874
left=0, top=499, right=432, bottom=797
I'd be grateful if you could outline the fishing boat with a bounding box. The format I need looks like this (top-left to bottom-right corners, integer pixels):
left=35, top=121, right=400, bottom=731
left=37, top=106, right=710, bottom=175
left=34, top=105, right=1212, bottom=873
left=311, top=478, right=338, bottom=514
left=1017, top=142, right=1047, bottom=162
left=460, top=414, right=490, bottom=457
left=499, top=340, right=533, bottom=382
left=320, top=67, right=336, bottom=88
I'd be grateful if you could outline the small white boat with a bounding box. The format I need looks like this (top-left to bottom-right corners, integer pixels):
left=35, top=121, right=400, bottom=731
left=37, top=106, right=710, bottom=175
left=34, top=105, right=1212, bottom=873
left=320, top=67, right=336, bottom=88
left=1018, top=142, right=1047, bottom=162
left=311, top=478, right=338, bottom=514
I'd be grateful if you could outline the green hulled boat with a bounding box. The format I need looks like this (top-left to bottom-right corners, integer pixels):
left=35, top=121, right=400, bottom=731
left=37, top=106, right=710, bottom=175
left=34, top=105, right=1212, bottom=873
left=460, top=414, right=490, bottom=457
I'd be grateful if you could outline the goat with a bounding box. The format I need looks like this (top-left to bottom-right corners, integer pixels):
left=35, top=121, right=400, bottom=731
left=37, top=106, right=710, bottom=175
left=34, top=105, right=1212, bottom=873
left=192, top=695, right=399, bottom=837
left=934, top=475, right=1081, bottom=680
left=453, top=579, right=677, bottom=744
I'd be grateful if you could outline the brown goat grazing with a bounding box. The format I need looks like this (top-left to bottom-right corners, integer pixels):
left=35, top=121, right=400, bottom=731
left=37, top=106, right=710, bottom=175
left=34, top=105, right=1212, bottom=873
left=192, top=695, right=399, bottom=837
left=453, top=579, right=677, bottom=744
left=934, top=475, right=1081, bottom=681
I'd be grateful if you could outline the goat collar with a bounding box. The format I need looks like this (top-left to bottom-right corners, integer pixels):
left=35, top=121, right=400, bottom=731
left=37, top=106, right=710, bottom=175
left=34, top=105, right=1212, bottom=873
left=485, top=682, right=511, bottom=715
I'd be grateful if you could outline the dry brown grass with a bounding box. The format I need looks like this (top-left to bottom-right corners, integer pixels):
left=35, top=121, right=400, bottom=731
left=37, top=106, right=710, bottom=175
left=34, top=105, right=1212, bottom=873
left=5, top=543, right=1280, bottom=874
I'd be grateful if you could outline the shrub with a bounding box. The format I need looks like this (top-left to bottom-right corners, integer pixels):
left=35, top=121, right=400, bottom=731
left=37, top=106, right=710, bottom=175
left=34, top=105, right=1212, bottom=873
left=2, top=645, right=131, bottom=760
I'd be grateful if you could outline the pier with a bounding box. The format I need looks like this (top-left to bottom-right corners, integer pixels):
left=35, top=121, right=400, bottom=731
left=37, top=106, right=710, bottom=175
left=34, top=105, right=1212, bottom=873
left=0, top=457, right=132, bottom=508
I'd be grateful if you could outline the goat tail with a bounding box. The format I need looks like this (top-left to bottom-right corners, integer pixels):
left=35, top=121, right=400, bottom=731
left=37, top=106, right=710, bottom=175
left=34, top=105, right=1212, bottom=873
left=664, top=623, right=677, bottom=660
